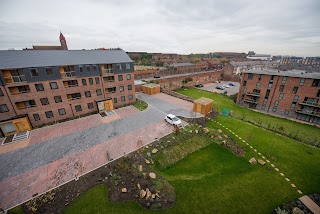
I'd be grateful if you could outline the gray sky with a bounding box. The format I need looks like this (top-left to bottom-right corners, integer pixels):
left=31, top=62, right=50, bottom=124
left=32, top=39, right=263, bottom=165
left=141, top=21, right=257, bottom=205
left=0, top=0, right=319, bottom=56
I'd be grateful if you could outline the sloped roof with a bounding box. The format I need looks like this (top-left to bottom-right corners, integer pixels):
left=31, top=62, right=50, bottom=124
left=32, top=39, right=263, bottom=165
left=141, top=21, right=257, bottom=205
left=243, top=69, right=320, bottom=78
left=230, top=61, right=278, bottom=67
left=0, top=50, right=133, bottom=69
left=169, top=62, right=194, bottom=67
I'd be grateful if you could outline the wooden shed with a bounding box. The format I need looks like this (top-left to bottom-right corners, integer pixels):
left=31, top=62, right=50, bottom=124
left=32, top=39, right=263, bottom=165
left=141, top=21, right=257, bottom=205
left=193, top=97, right=213, bottom=115
left=142, top=83, right=160, bottom=95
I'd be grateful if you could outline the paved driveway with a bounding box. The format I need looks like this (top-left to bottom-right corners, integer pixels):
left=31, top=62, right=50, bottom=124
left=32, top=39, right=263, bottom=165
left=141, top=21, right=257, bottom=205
left=202, top=81, right=240, bottom=95
left=0, top=93, right=199, bottom=210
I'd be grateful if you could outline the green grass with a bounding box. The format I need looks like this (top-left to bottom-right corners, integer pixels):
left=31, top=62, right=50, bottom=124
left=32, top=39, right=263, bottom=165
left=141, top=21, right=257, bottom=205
left=134, top=99, right=148, bottom=111
left=176, top=88, right=320, bottom=146
left=7, top=205, right=24, bottom=214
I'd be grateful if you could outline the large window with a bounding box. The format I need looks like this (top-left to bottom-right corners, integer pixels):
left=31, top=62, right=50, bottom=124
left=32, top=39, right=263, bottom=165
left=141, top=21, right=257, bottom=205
left=33, top=114, right=40, bottom=121
left=0, top=104, right=9, bottom=113
left=117, top=64, right=122, bottom=70
left=121, top=96, right=125, bottom=102
left=282, top=76, right=287, bottom=84
left=118, top=75, right=123, bottom=81
left=120, top=86, right=124, bottom=92
left=54, top=96, right=62, bottom=103
left=312, top=79, right=320, bottom=87
left=128, top=85, right=132, bottom=90
left=89, top=78, right=94, bottom=85
left=243, top=80, right=247, bottom=86
left=35, top=83, right=44, bottom=91
left=46, top=68, right=53, bottom=76
left=127, top=74, right=131, bottom=80
left=256, top=82, right=260, bottom=88
left=45, top=111, right=54, bottom=118
left=129, top=95, right=133, bottom=100
left=126, top=63, right=130, bottom=70
left=96, top=89, right=102, bottom=96
left=75, top=105, right=82, bottom=112
left=300, top=78, right=305, bottom=86
left=30, top=68, right=39, bottom=77
left=292, top=86, right=298, bottom=94
left=85, top=91, right=91, bottom=97
left=114, top=98, right=117, bottom=103
left=279, top=93, right=284, bottom=100
left=248, top=73, right=253, bottom=79
left=95, top=77, right=100, bottom=84
left=58, top=108, right=66, bottom=115
left=82, top=79, right=87, bottom=85
left=50, top=82, right=58, bottom=89
left=87, top=102, right=94, bottom=109
left=40, top=98, right=49, bottom=105
left=279, top=85, right=285, bottom=92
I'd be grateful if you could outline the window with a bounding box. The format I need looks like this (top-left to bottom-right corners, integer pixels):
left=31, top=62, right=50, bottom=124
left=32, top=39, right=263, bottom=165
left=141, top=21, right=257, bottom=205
left=79, top=66, right=83, bottom=72
left=82, top=79, right=87, bottom=85
left=96, top=89, right=102, bottom=96
left=274, top=100, right=279, bottom=107
left=85, top=91, right=91, bottom=97
left=258, top=74, right=261, bottom=80
left=0, top=104, right=9, bottom=113
left=50, top=82, right=58, bottom=89
left=86, top=65, right=90, bottom=72
left=45, top=111, right=54, bottom=118
left=117, top=64, right=122, bottom=70
left=312, top=79, right=320, bottom=87
left=292, top=86, right=298, bottom=94
left=300, top=78, right=305, bottom=86
left=126, top=63, right=130, bottom=69
left=89, top=78, right=93, bottom=85
left=243, top=80, right=247, bottom=86
left=290, top=103, right=296, bottom=110
left=263, top=98, right=268, bottom=105
left=114, top=98, right=117, bottom=103
left=120, top=86, right=124, bottom=92
left=121, top=96, right=125, bottom=102
left=129, top=95, right=133, bottom=100
left=284, top=110, right=289, bottom=115
left=75, top=105, right=82, bottom=112
left=58, top=108, right=66, bottom=115
left=317, top=90, right=320, bottom=97
left=40, top=98, right=49, bottom=105
left=0, top=88, right=3, bottom=96
left=87, top=102, right=94, bottom=109
left=54, top=96, right=62, bottom=103
left=272, top=108, right=277, bottom=112
left=248, top=73, right=253, bottom=79
left=293, top=95, right=299, bottom=102
left=95, top=77, right=100, bottom=84
left=267, top=83, right=272, bottom=89
left=35, top=83, right=44, bottom=91
left=30, top=68, right=39, bottom=77
left=270, top=75, right=275, bottom=81
left=256, top=82, right=260, bottom=88
left=118, top=75, right=123, bottom=81
left=93, top=65, right=97, bottom=72
left=128, top=85, right=132, bottom=90
left=33, top=114, right=40, bottom=121
left=63, top=66, right=74, bottom=72
left=46, top=68, right=53, bottom=76
left=279, top=85, right=284, bottom=92
left=282, top=76, right=287, bottom=84
left=127, top=74, right=131, bottom=80
left=279, top=93, right=284, bottom=100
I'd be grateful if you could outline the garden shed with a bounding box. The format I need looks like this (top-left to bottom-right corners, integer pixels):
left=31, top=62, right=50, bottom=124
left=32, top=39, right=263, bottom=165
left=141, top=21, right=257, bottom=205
left=193, top=97, right=213, bottom=115
left=142, top=83, right=160, bottom=95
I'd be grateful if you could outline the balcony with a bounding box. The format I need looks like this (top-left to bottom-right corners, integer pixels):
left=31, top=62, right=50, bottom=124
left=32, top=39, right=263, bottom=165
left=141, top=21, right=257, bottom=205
left=246, top=92, right=260, bottom=97
left=103, top=69, right=114, bottom=76
left=299, top=101, right=320, bottom=108
left=296, top=109, right=320, bottom=117
left=244, top=98, right=258, bottom=104
left=9, top=86, right=31, bottom=95
left=4, top=75, right=27, bottom=84
left=15, top=100, right=36, bottom=109
left=103, top=76, right=115, bottom=82
left=67, top=93, right=81, bottom=101
left=60, top=71, right=76, bottom=78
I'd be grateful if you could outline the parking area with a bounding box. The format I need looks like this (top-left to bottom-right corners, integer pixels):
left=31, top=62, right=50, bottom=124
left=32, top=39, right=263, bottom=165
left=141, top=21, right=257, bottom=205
left=201, top=81, right=240, bottom=95
left=0, top=92, right=200, bottom=210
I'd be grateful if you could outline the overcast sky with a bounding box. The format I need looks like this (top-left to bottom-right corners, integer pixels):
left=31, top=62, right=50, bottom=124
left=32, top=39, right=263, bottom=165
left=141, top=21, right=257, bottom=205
left=0, top=0, right=319, bottom=56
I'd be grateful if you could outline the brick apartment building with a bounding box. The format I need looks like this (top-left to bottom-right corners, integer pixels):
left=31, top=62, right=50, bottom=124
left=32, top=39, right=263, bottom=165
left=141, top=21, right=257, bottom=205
left=0, top=50, right=135, bottom=136
left=237, top=69, right=320, bottom=125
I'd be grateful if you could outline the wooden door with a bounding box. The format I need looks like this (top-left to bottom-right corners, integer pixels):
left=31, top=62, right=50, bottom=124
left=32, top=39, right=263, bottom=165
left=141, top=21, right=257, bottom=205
left=16, top=122, right=26, bottom=132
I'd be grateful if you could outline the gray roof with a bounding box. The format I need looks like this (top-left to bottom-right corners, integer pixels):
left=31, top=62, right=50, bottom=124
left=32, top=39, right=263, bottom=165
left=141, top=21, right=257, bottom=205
left=169, top=62, right=194, bottom=67
left=230, top=61, right=278, bottom=66
left=0, top=50, right=133, bottom=69
left=243, top=69, right=320, bottom=79
left=247, top=54, right=271, bottom=57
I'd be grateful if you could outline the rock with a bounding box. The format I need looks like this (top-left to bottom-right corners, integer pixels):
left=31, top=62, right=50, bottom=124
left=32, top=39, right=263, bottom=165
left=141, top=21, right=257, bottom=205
left=145, top=159, right=150, bottom=164
left=189, top=130, right=192, bottom=133
left=167, top=140, right=171, bottom=143
left=157, top=203, right=162, bottom=208
left=149, top=172, right=156, bottom=179
left=218, top=129, right=222, bottom=134
left=150, top=198, right=155, bottom=203
left=203, top=128, right=209, bottom=133
left=195, top=130, right=199, bottom=134
left=138, top=165, right=143, bottom=172
left=147, top=152, right=151, bottom=157
left=221, top=140, right=226, bottom=145
left=292, top=207, right=304, bottom=214
left=121, top=188, right=127, bottom=193
left=152, top=148, right=158, bottom=154
left=143, top=173, right=146, bottom=178
left=224, top=135, right=229, bottom=138
left=137, top=183, right=141, bottom=189
left=146, top=146, right=149, bottom=149
left=258, top=159, right=266, bottom=165
left=146, top=188, right=152, bottom=200
left=151, top=159, right=154, bottom=164
left=152, top=194, right=156, bottom=199
left=249, top=158, right=257, bottom=164
left=146, top=202, right=151, bottom=207
left=156, top=193, right=161, bottom=198
left=140, top=189, right=146, bottom=199
left=218, top=136, right=222, bottom=139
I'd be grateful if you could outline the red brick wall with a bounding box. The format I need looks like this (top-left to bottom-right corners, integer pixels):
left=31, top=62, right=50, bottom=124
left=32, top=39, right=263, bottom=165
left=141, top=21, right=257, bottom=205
left=0, top=86, right=16, bottom=118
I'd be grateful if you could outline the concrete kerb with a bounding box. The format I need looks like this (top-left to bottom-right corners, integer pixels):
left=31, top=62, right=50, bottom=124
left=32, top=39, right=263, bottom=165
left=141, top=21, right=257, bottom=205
left=4, top=128, right=174, bottom=212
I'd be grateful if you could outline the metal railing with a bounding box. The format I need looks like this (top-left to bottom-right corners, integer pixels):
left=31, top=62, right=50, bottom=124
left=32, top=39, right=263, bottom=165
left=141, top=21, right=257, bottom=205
left=68, top=96, right=82, bottom=101
left=61, top=71, right=76, bottom=78
left=244, top=98, right=258, bottom=103
left=246, top=92, right=260, bottom=97
left=103, top=69, right=114, bottom=75
left=16, top=104, right=37, bottom=109
left=296, top=109, right=320, bottom=117
left=64, top=84, right=79, bottom=88
left=10, top=90, right=31, bottom=95
left=299, top=101, right=320, bottom=108
left=4, top=75, right=27, bottom=84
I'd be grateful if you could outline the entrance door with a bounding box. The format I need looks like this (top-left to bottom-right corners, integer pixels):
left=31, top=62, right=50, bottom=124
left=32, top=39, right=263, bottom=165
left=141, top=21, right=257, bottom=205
left=104, top=100, right=114, bottom=111
left=16, top=122, right=26, bottom=132
left=97, top=102, right=106, bottom=112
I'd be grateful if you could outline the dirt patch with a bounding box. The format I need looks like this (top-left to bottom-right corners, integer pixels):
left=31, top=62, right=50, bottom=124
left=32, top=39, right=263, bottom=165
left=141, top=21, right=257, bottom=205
left=179, top=111, right=218, bottom=127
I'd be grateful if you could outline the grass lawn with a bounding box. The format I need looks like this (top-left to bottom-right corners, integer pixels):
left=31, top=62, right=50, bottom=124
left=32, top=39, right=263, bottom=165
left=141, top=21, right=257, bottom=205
left=176, top=88, right=320, bottom=146
left=134, top=99, right=148, bottom=111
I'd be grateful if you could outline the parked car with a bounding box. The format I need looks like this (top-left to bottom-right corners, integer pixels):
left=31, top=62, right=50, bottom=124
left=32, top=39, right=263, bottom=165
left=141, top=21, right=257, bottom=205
left=154, top=75, right=160, bottom=78
left=165, top=114, right=182, bottom=126
left=195, top=84, right=204, bottom=88
left=222, top=84, right=230, bottom=88
left=216, top=85, right=225, bottom=90
left=228, top=83, right=236, bottom=86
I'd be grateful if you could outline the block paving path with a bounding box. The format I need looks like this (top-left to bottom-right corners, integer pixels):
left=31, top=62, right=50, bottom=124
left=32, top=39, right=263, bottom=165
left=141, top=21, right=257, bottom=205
left=0, top=93, right=198, bottom=210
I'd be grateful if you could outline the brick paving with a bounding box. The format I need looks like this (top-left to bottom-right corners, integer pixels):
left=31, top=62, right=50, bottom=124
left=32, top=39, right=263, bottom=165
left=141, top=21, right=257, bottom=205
left=0, top=93, right=196, bottom=210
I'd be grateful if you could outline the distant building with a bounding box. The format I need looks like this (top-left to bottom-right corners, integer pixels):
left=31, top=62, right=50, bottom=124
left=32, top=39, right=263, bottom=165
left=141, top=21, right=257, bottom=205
left=246, top=54, right=272, bottom=61
left=237, top=69, right=320, bottom=125
left=302, top=57, right=320, bottom=66
left=210, top=52, right=247, bottom=59
left=24, top=32, right=68, bottom=50
left=223, top=61, right=279, bottom=76
left=280, top=56, right=303, bottom=65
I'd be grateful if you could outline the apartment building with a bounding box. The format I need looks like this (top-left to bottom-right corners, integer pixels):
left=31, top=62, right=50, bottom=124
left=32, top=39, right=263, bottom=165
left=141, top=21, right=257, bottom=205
left=223, top=61, right=279, bottom=77
left=302, top=57, right=320, bottom=66
left=237, top=69, right=320, bottom=125
left=0, top=50, right=135, bottom=136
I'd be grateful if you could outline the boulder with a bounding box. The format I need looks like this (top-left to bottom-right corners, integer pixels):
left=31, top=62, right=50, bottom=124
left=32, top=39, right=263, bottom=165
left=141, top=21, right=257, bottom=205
left=146, top=188, right=152, bottom=200
left=258, top=159, right=266, bottom=165
left=203, top=128, right=209, bottom=133
left=152, top=194, right=156, bottom=199
left=138, top=165, right=143, bottom=172
left=145, top=159, right=150, bottom=164
left=152, top=148, right=158, bottom=154
left=137, top=183, right=141, bottom=189
left=149, top=172, right=156, bottom=179
left=195, top=130, right=199, bottom=134
left=292, top=207, right=304, bottom=214
left=189, top=130, right=192, bottom=133
left=121, top=188, right=127, bottom=193
left=249, top=158, right=257, bottom=164
left=218, top=129, right=223, bottom=134
left=140, top=189, right=146, bottom=198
